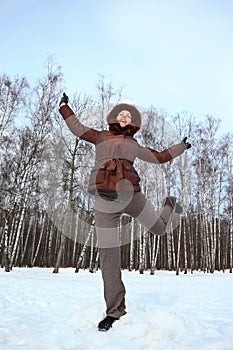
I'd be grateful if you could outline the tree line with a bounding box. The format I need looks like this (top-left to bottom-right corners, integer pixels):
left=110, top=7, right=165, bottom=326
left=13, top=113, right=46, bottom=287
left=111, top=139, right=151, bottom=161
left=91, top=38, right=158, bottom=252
left=0, top=59, right=233, bottom=274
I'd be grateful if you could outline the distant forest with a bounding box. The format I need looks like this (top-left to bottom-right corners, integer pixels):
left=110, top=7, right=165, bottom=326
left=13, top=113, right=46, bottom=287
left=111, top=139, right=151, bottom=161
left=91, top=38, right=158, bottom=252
left=1, top=59, right=233, bottom=274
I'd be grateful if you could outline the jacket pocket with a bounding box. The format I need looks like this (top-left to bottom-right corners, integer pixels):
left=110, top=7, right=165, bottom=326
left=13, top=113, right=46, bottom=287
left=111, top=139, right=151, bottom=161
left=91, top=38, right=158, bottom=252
left=123, top=164, right=140, bottom=185
left=89, top=165, right=106, bottom=186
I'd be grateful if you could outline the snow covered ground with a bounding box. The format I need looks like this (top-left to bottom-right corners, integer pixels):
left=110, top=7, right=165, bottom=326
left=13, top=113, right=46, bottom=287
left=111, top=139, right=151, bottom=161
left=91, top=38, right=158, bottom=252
left=1, top=268, right=233, bottom=350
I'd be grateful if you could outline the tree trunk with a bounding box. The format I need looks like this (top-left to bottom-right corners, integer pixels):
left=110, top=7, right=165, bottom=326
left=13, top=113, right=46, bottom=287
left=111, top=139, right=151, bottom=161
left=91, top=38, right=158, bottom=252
left=129, top=219, right=135, bottom=271
left=53, top=232, right=66, bottom=273
left=176, top=218, right=182, bottom=275
left=75, top=226, right=93, bottom=273
left=3, top=214, right=10, bottom=272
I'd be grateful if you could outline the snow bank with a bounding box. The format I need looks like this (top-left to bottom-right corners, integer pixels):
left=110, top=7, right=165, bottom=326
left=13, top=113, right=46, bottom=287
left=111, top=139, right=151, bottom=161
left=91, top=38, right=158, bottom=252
left=1, top=268, right=233, bottom=350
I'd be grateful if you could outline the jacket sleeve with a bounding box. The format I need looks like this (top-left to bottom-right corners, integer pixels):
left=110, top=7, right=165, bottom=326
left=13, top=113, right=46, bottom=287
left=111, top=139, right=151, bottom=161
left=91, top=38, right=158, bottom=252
left=137, top=143, right=186, bottom=164
left=59, top=104, right=99, bottom=144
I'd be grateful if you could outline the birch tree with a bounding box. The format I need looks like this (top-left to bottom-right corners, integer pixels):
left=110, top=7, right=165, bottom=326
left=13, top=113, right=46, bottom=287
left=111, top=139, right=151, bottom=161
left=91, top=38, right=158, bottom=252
left=0, top=74, right=28, bottom=140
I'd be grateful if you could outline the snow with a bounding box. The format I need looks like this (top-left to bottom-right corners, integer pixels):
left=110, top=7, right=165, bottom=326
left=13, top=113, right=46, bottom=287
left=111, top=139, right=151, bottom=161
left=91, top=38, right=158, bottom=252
left=1, top=268, right=233, bottom=350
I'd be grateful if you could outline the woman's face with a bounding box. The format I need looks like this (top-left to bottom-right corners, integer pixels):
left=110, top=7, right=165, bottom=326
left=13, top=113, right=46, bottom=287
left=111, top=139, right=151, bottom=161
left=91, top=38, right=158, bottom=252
left=116, top=110, right=132, bottom=128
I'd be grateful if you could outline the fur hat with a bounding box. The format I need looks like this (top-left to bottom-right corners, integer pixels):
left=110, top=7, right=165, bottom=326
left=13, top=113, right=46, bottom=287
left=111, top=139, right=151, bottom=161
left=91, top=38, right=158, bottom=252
left=107, top=103, right=141, bottom=129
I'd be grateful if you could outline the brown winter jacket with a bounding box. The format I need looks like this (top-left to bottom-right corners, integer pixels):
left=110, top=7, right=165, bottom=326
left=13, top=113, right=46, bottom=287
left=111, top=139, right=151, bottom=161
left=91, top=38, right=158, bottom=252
left=59, top=104, right=186, bottom=195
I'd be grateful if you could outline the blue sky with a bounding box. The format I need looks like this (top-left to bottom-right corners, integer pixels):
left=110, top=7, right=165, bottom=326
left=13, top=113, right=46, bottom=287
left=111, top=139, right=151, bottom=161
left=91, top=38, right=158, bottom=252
left=1, top=0, right=233, bottom=134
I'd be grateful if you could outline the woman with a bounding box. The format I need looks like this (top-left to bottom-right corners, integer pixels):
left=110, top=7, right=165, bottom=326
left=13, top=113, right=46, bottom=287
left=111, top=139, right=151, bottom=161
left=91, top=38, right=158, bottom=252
left=59, top=93, right=191, bottom=331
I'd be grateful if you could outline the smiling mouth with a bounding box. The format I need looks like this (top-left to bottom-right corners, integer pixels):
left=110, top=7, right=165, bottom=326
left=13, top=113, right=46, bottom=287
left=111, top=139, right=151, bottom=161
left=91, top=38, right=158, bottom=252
left=119, top=119, right=127, bottom=123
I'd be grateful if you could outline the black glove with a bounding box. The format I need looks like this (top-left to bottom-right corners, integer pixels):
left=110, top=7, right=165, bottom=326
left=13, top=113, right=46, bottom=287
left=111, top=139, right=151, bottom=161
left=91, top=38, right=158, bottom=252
left=59, top=92, right=69, bottom=106
left=181, top=136, right=191, bottom=149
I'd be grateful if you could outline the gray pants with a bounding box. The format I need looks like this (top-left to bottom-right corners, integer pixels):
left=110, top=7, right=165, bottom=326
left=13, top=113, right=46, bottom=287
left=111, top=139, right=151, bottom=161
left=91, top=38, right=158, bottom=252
left=94, top=191, right=174, bottom=318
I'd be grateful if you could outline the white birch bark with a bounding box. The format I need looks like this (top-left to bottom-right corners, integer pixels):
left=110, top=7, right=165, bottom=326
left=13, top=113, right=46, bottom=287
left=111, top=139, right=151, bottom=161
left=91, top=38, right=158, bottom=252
left=10, top=172, right=32, bottom=268
left=32, top=212, right=46, bottom=266
left=3, top=213, right=10, bottom=272
left=176, top=217, right=182, bottom=275
left=19, top=213, right=34, bottom=266
left=138, top=225, right=145, bottom=274
left=129, top=219, right=135, bottom=271
left=150, top=235, right=159, bottom=275
left=75, top=225, right=93, bottom=272
left=71, top=214, right=80, bottom=267
left=229, top=196, right=233, bottom=273
left=183, top=218, right=188, bottom=274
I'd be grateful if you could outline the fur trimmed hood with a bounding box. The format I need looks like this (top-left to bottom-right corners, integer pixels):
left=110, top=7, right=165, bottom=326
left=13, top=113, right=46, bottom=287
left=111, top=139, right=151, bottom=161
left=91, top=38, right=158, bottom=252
left=107, top=103, right=141, bottom=135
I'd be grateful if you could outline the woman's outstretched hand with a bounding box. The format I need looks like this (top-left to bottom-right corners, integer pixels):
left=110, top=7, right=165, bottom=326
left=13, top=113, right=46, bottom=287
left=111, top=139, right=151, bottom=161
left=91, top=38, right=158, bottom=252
left=181, top=136, right=191, bottom=150
left=59, top=92, right=69, bottom=106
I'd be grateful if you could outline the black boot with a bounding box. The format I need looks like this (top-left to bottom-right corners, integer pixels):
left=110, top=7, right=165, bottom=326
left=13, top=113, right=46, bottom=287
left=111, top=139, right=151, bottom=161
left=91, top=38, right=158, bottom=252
left=98, top=316, right=119, bottom=332
left=164, top=196, right=182, bottom=214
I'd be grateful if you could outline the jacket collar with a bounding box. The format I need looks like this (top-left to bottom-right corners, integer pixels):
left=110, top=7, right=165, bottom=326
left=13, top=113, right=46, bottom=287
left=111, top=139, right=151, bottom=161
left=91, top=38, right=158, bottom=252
left=109, top=123, right=139, bottom=136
